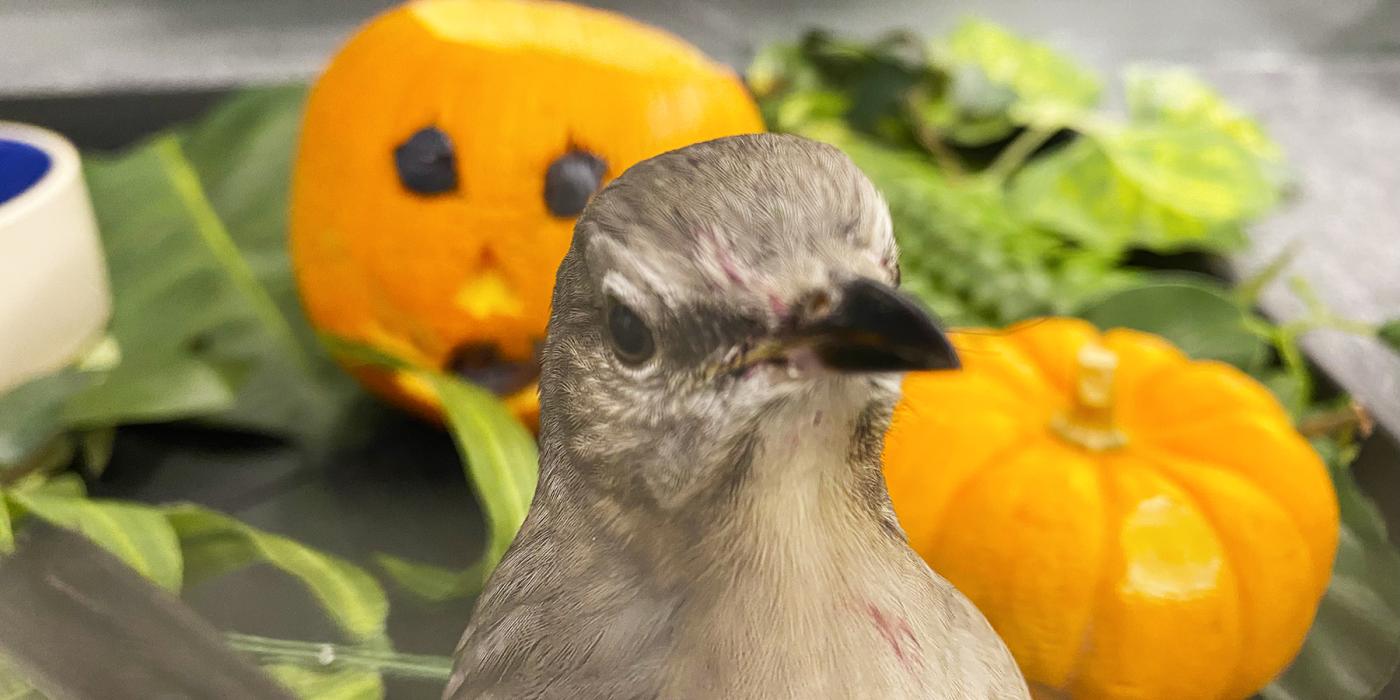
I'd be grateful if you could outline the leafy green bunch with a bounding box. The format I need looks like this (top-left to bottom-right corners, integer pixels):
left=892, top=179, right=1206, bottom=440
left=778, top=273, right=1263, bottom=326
left=749, top=20, right=1283, bottom=326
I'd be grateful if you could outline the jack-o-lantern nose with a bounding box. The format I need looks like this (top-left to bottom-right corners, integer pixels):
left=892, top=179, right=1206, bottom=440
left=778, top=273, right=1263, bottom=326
left=544, top=150, right=606, bottom=218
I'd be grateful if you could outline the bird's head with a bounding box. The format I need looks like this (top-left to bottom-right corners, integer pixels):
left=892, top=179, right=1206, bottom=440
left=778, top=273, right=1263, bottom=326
left=538, top=133, right=957, bottom=508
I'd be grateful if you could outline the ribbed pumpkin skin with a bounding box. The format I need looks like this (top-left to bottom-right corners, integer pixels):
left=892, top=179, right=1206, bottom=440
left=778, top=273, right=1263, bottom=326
left=882, top=317, right=1339, bottom=699
left=290, top=0, right=764, bottom=423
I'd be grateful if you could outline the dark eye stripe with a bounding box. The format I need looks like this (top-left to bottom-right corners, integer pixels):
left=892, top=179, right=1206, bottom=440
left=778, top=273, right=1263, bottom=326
left=544, top=150, right=606, bottom=218
left=394, top=126, right=457, bottom=195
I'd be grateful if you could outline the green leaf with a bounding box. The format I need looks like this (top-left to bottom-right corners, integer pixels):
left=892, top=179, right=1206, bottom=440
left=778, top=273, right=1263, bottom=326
left=6, top=493, right=183, bottom=590
left=151, top=134, right=303, bottom=361
left=0, top=370, right=93, bottom=467
left=910, top=64, right=1018, bottom=146
left=178, top=85, right=307, bottom=292
left=771, top=89, right=854, bottom=135
left=423, top=373, right=538, bottom=573
left=319, top=335, right=413, bottom=373
left=1106, top=125, right=1277, bottom=223
left=1263, top=451, right=1400, bottom=700
left=751, top=31, right=927, bottom=142
left=78, top=428, right=117, bottom=477
left=921, top=18, right=1099, bottom=143
left=189, top=323, right=365, bottom=453
left=165, top=504, right=388, bottom=642
left=324, top=340, right=535, bottom=599
left=79, top=85, right=362, bottom=449
left=30, top=473, right=88, bottom=498
left=1260, top=371, right=1309, bottom=421
left=175, top=87, right=367, bottom=450
left=374, top=553, right=485, bottom=603
left=748, top=42, right=824, bottom=99
left=942, top=19, right=1100, bottom=110
left=747, top=42, right=840, bottom=132
left=265, top=664, right=383, bottom=700
left=0, top=441, right=76, bottom=496
left=1377, top=319, right=1400, bottom=354
left=81, top=139, right=258, bottom=425
left=1076, top=279, right=1268, bottom=369
left=0, top=496, right=12, bottom=554
left=1124, top=65, right=1283, bottom=165
left=1009, top=126, right=1274, bottom=253
left=151, top=125, right=343, bottom=441
left=63, top=355, right=234, bottom=428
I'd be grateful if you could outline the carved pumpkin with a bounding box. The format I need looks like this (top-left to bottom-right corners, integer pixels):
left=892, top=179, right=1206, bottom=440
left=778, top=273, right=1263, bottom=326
left=882, top=317, right=1339, bottom=699
left=290, top=0, right=763, bottom=424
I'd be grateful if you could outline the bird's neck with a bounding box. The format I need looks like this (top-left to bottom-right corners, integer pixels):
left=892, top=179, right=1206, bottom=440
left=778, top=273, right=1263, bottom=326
left=702, top=387, right=905, bottom=568
left=580, top=383, right=907, bottom=584
left=753, top=388, right=890, bottom=499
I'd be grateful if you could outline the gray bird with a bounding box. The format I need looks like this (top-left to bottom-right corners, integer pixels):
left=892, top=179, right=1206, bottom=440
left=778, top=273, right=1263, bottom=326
left=445, top=133, right=1029, bottom=700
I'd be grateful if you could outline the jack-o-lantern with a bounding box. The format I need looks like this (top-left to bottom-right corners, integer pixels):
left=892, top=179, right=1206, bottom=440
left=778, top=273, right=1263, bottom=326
left=290, top=0, right=763, bottom=425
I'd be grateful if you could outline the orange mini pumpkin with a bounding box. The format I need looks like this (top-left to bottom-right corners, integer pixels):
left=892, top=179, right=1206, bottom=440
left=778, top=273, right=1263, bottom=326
left=882, top=317, right=1339, bottom=699
left=290, top=0, right=763, bottom=425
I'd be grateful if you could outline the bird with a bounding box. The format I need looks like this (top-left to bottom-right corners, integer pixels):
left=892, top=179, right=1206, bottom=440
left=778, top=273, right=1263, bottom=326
left=445, top=133, right=1030, bottom=700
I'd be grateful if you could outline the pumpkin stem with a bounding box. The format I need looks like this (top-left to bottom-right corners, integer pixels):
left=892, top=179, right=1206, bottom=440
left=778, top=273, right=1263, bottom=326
left=1052, top=341, right=1127, bottom=451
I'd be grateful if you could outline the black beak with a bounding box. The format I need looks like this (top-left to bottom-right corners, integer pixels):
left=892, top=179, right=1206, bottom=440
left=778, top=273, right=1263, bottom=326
left=786, top=278, right=960, bottom=373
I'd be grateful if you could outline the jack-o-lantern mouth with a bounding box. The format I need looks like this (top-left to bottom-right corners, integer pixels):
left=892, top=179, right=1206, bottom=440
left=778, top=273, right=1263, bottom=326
left=444, top=340, right=542, bottom=397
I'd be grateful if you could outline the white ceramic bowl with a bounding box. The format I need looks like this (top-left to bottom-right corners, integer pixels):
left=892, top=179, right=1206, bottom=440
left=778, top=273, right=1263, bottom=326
left=0, top=122, right=110, bottom=393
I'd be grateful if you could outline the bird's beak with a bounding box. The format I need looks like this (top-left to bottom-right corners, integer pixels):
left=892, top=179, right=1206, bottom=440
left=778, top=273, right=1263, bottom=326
left=783, top=277, right=960, bottom=373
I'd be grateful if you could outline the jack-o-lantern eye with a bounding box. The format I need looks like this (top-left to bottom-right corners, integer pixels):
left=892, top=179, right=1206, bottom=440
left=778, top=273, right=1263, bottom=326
left=544, top=150, right=606, bottom=218
left=394, top=126, right=457, bottom=195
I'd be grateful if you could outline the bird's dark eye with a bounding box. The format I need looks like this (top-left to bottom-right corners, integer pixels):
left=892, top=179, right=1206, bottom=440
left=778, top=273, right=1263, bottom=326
left=607, top=299, right=654, bottom=365
left=394, top=126, right=457, bottom=195
left=544, top=150, right=606, bottom=218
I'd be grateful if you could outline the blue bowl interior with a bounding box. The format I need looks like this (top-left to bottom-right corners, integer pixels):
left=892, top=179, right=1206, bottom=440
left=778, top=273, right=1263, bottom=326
left=0, top=138, right=54, bottom=206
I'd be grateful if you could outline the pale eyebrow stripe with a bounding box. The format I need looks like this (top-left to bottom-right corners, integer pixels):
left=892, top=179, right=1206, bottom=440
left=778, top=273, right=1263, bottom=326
left=591, top=234, right=688, bottom=309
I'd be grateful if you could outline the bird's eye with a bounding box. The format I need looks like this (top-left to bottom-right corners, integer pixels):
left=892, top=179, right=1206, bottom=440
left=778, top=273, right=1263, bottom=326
left=544, top=150, right=607, bottom=218
left=607, top=299, right=654, bottom=365
left=394, top=126, right=457, bottom=195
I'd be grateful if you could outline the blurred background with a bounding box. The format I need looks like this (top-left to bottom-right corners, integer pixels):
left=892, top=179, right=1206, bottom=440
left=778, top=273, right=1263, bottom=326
left=2, top=1, right=1399, bottom=698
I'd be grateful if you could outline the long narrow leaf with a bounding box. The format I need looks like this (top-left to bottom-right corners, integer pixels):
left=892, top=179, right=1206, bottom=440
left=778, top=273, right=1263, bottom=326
left=373, top=553, right=485, bottom=603
left=325, top=338, right=539, bottom=600
left=5, top=493, right=183, bottom=590
left=165, top=505, right=388, bottom=642
left=422, top=373, right=538, bottom=572
left=0, top=499, right=12, bottom=554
